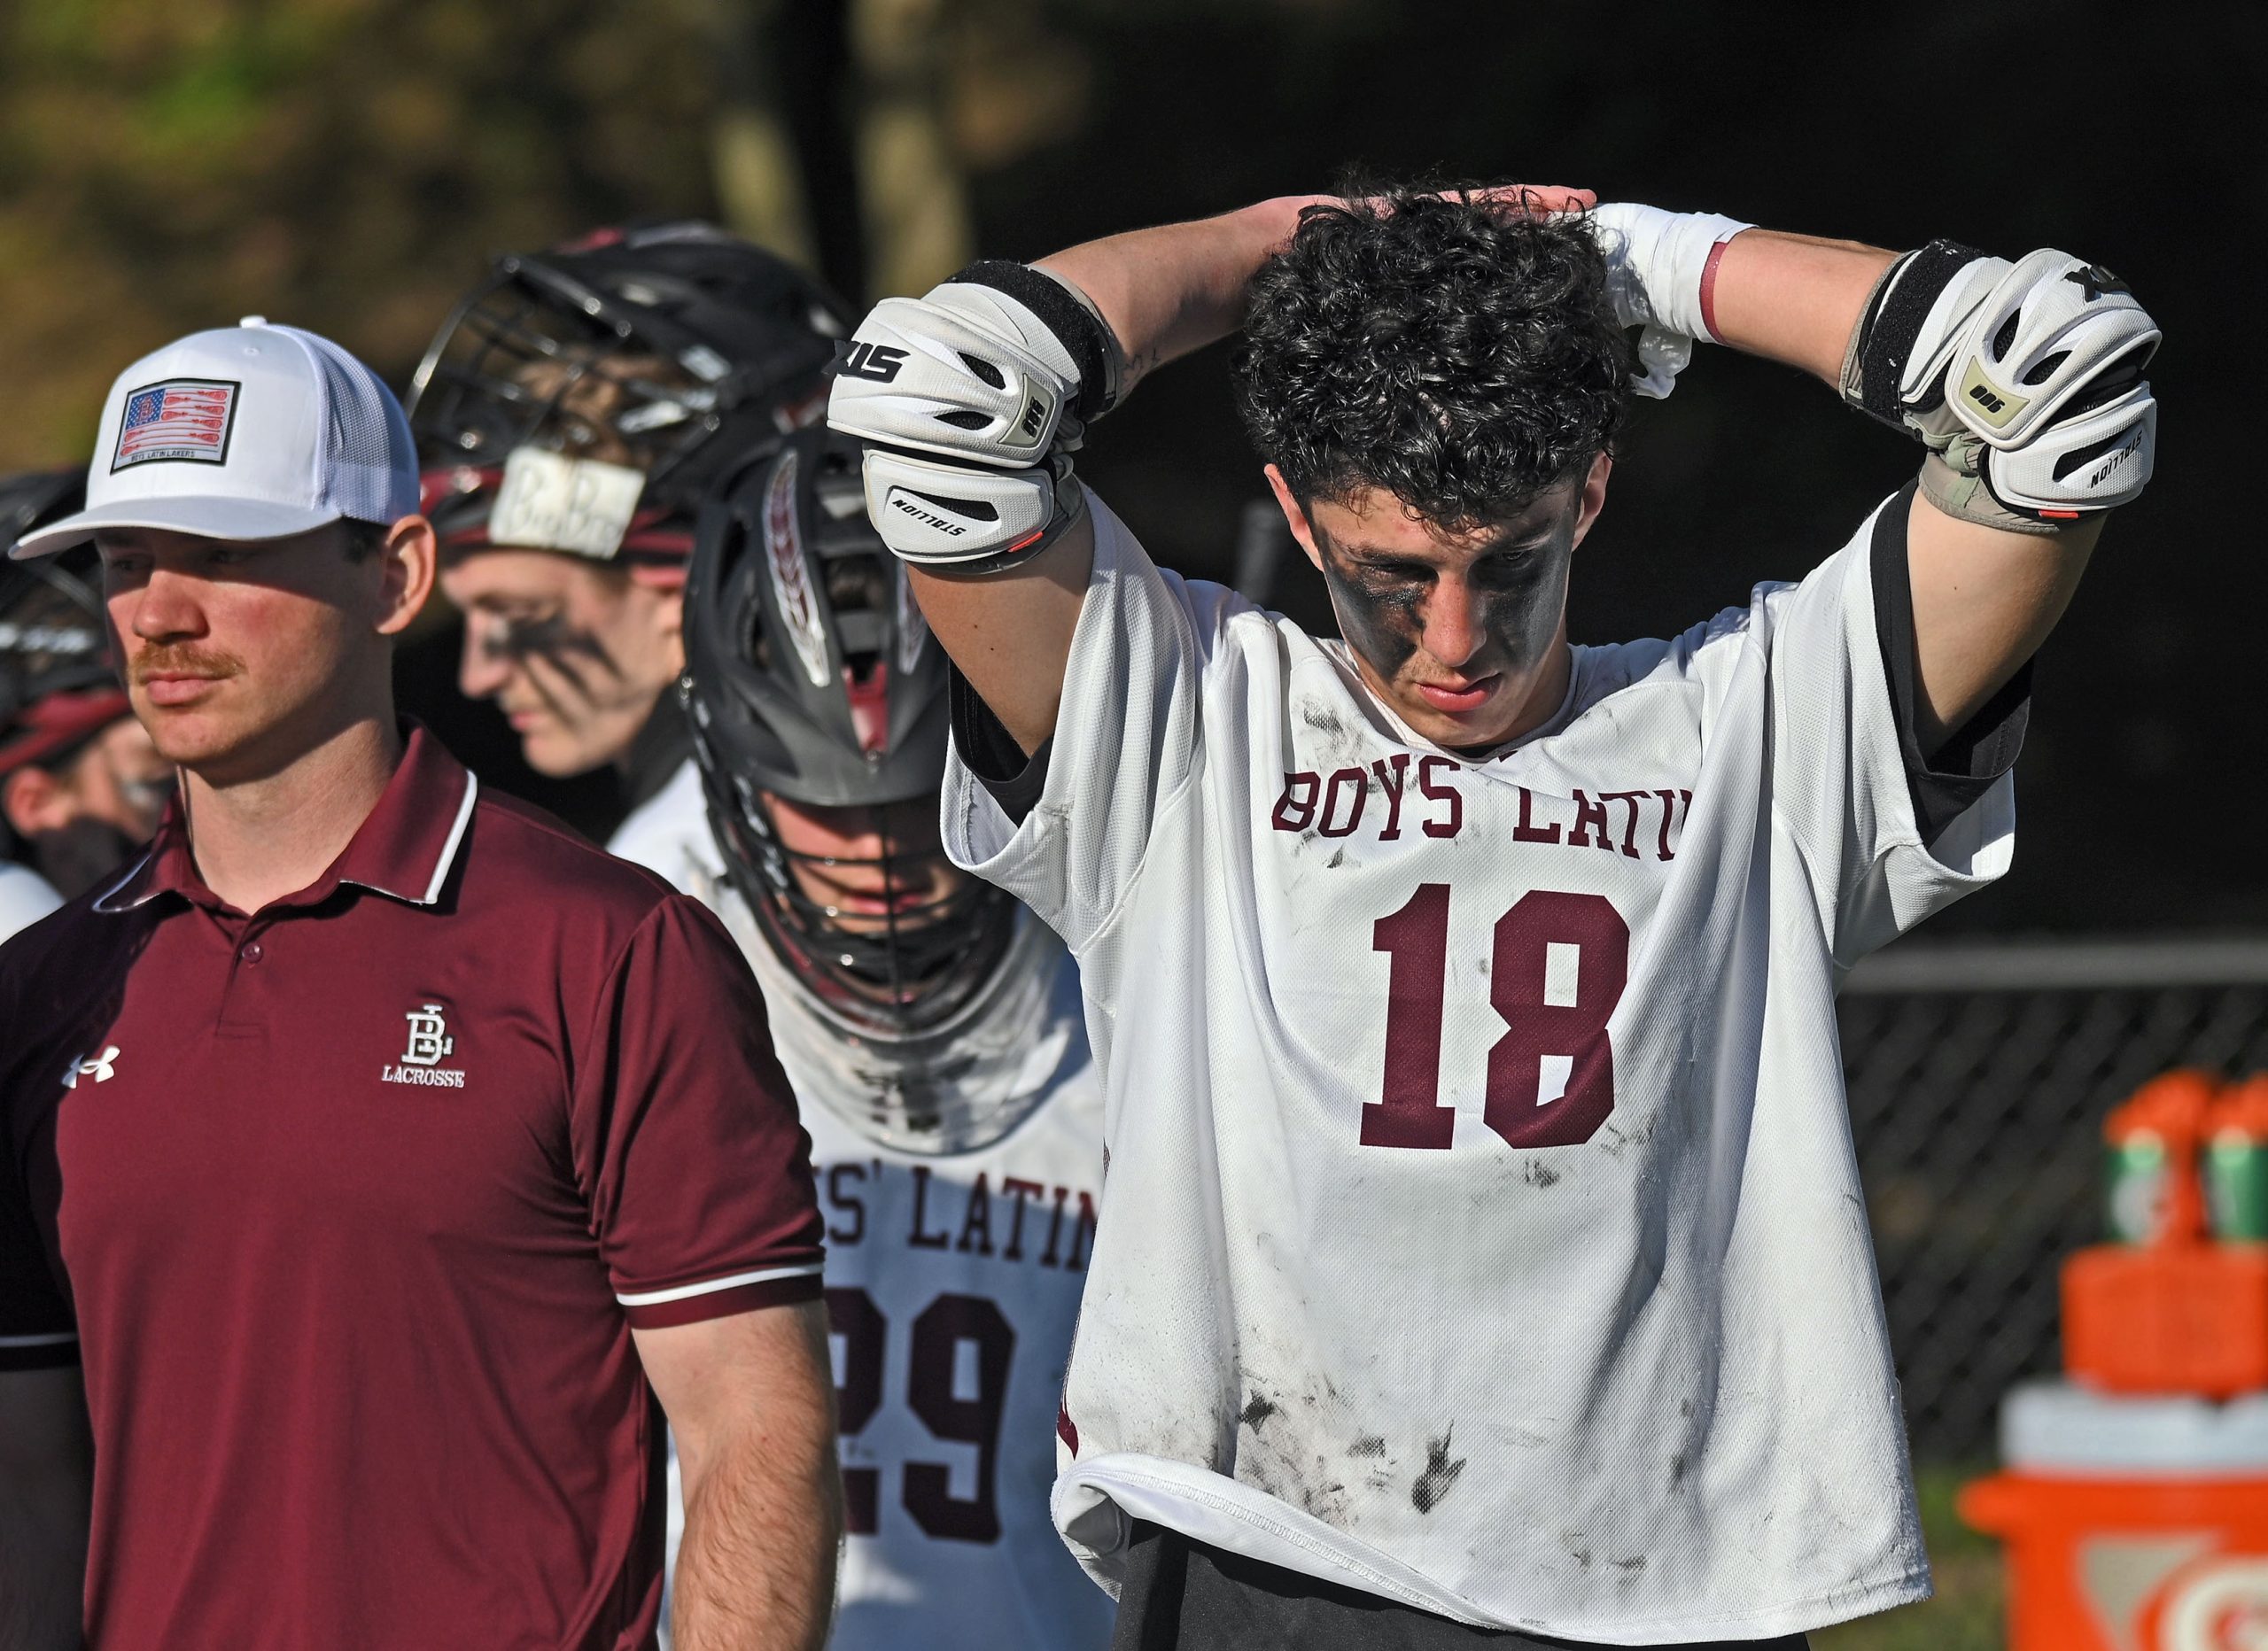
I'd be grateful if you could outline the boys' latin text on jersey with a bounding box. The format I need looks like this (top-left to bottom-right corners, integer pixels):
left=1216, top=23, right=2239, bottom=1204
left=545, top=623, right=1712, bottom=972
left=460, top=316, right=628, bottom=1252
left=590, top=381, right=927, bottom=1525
left=821, top=1157, right=1097, bottom=1270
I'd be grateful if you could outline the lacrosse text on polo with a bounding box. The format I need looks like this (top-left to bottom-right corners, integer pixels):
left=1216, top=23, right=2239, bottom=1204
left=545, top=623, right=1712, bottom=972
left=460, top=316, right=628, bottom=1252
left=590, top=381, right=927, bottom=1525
left=0, top=725, right=823, bottom=1647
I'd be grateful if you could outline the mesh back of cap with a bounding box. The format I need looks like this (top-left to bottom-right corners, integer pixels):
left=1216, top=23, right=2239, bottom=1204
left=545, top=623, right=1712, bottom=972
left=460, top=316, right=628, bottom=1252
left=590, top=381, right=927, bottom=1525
left=284, top=327, right=419, bottom=524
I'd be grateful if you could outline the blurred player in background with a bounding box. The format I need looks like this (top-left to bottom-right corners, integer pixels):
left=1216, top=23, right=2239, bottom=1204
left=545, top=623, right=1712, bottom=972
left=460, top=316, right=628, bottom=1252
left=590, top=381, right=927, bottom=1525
left=827, top=184, right=2158, bottom=1647
left=408, top=222, right=849, bottom=878
left=675, top=426, right=1110, bottom=1648
left=0, top=472, right=169, bottom=933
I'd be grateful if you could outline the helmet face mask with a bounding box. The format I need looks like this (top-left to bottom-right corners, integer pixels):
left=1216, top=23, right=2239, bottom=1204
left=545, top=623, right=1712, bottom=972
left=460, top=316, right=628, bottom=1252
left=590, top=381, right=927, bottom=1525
left=414, top=283, right=726, bottom=498
left=409, top=223, right=852, bottom=555
left=686, top=427, right=1019, bottom=1039
left=714, top=784, right=1015, bottom=1036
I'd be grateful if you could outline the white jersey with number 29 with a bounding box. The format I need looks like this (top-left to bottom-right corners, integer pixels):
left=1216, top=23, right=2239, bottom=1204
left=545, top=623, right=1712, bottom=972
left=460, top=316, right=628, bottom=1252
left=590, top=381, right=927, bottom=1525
left=656, top=857, right=1114, bottom=1650
left=941, top=491, right=2014, bottom=1646
left=796, top=1070, right=1111, bottom=1649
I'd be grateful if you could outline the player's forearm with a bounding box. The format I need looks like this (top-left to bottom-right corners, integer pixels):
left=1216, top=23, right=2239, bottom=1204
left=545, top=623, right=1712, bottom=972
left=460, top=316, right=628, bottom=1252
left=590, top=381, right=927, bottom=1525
left=1704, top=229, right=1898, bottom=385
left=670, top=1431, right=842, bottom=1651
left=1037, top=196, right=1324, bottom=395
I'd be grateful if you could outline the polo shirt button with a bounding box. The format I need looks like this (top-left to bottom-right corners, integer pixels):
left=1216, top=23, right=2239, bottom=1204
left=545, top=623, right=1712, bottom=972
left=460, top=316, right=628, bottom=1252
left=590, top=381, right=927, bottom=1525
left=239, top=941, right=263, bottom=964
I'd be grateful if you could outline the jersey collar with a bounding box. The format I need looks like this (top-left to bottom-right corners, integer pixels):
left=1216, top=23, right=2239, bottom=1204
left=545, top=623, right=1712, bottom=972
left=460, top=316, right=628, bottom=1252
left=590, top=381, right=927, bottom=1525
left=92, top=723, right=478, bottom=917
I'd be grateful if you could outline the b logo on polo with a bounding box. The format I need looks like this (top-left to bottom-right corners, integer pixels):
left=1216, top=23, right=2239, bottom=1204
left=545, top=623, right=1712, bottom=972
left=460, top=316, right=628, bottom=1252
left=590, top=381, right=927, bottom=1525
left=382, top=1004, right=465, bottom=1089
left=402, top=1005, right=453, bottom=1066
left=61, top=1046, right=121, bottom=1089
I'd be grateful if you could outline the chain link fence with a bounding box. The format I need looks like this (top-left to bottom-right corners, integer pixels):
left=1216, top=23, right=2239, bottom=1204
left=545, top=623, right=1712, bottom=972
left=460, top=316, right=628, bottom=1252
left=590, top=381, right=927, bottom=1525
left=1839, top=937, right=2268, bottom=1459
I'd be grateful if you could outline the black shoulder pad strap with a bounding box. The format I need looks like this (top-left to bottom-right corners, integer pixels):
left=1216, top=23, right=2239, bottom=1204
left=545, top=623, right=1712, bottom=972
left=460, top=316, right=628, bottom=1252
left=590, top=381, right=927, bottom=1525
left=951, top=260, right=1116, bottom=423
left=1850, top=238, right=1990, bottom=428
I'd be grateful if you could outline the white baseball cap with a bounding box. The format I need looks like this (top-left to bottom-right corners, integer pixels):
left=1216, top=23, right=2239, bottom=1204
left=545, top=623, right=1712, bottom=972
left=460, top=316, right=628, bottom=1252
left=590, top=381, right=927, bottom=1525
left=11, top=318, right=420, bottom=560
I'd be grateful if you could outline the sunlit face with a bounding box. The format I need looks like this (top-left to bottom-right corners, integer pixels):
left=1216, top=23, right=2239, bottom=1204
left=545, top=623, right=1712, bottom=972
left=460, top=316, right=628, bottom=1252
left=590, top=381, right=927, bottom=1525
left=1272, top=455, right=1610, bottom=753
left=96, top=522, right=415, bottom=785
left=761, top=791, right=970, bottom=937
left=439, top=550, right=684, bottom=779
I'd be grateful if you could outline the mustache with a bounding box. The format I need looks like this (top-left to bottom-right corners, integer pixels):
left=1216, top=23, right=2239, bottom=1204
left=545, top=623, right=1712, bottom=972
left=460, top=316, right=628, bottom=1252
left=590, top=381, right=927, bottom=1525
left=130, top=643, right=245, bottom=685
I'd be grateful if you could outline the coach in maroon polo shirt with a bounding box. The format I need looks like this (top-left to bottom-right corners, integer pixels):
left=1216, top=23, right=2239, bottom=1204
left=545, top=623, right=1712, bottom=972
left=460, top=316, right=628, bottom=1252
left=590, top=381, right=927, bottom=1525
left=0, top=322, right=840, bottom=1650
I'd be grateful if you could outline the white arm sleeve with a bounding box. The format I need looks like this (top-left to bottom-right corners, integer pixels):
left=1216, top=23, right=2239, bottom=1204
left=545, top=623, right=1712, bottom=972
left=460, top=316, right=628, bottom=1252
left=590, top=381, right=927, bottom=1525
left=1759, top=495, right=2016, bottom=965
left=942, top=492, right=1231, bottom=955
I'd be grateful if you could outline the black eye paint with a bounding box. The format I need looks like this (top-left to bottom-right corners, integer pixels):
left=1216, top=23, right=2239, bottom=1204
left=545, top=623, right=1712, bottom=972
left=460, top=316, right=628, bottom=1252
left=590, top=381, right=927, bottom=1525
left=1317, top=549, right=1425, bottom=679
left=485, top=611, right=615, bottom=674
left=483, top=610, right=626, bottom=719
left=1316, top=514, right=1578, bottom=691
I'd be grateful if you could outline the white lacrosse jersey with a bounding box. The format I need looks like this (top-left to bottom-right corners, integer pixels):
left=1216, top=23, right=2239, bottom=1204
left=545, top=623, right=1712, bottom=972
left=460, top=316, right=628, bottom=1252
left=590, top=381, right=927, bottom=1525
left=940, top=491, right=2015, bottom=1645
left=663, top=833, right=1115, bottom=1650
left=796, top=1050, right=1112, bottom=1650
left=605, top=756, right=711, bottom=892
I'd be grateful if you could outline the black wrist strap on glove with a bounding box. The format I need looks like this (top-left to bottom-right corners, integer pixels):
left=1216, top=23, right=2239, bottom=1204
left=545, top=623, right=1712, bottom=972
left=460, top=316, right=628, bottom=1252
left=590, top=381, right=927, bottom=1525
left=1841, top=238, right=1990, bottom=430
left=951, top=260, right=1121, bottom=423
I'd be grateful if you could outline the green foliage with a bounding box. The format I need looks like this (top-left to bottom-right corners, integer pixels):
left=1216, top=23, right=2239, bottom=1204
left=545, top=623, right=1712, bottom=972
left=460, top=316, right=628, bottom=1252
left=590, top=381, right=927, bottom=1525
left=0, top=0, right=732, bottom=465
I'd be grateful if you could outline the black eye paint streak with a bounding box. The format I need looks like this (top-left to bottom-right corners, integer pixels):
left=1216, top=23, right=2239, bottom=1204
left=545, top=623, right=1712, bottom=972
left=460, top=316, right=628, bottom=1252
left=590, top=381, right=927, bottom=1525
left=486, top=613, right=617, bottom=675
left=485, top=611, right=625, bottom=717
left=1316, top=515, right=1578, bottom=695
left=1317, top=550, right=1424, bottom=680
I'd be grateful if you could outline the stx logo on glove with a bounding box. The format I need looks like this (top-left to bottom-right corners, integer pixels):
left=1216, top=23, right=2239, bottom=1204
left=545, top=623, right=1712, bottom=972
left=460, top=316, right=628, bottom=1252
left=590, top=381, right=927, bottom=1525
left=835, top=340, right=908, bottom=383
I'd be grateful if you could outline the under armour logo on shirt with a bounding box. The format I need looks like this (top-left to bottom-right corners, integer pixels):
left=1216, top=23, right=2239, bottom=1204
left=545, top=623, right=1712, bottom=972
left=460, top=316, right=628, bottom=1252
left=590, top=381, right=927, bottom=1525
left=63, top=1046, right=121, bottom=1088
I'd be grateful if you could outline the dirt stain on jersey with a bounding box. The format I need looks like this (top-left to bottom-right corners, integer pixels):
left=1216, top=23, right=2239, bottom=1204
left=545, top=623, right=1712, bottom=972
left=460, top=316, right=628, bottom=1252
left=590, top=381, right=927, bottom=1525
left=1524, top=1160, right=1563, bottom=1189
left=1233, top=1368, right=1404, bottom=1525
left=1295, top=701, right=1373, bottom=777
left=1239, top=1446, right=1352, bottom=1525
left=1410, top=1429, right=1468, bottom=1514
left=1596, top=1112, right=1659, bottom=1159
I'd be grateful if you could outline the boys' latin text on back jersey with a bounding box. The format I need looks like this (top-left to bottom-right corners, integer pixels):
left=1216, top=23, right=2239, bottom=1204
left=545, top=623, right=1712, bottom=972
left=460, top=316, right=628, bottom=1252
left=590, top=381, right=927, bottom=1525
left=664, top=841, right=1115, bottom=1650
left=799, top=1081, right=1111, bottom=1649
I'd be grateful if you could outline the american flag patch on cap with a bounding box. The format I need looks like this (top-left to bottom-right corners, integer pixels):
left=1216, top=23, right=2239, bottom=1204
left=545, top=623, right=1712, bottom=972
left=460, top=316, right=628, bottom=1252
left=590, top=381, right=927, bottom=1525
left=112, top=379, right=239, bottom=470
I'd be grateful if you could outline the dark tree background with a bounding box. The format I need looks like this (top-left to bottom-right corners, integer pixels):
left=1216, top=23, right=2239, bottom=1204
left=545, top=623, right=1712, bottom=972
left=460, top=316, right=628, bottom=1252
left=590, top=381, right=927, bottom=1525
left=4, top=0, right=2256, bottom=930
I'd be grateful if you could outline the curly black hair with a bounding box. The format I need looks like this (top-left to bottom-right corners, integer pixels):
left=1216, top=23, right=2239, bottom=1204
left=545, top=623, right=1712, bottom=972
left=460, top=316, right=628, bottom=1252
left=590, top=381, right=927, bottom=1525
left=1232, top=185, right=1631, bottom=531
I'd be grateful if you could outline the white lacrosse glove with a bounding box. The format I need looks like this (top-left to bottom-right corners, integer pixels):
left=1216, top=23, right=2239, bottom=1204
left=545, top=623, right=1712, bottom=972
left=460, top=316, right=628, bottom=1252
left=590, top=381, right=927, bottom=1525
left=826, top=261, right=1122, bottom=574
left=1588, top=201, right=1755, bottom=399
left=1841, top=242, right=2159, bottom=531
